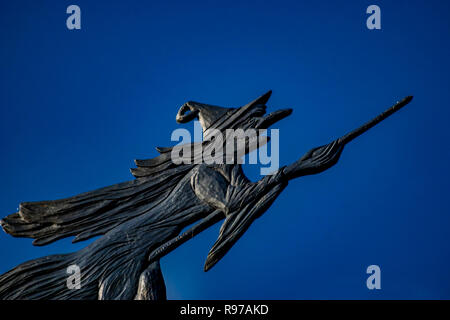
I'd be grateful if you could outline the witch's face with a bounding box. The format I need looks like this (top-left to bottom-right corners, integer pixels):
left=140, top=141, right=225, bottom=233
left=176, top=91, right=292, bottom=134
left=175, top=102, right=200, bottom=124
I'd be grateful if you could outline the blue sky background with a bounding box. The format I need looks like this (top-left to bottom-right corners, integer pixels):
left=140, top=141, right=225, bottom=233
left=1, top=0, right=450, bottom=299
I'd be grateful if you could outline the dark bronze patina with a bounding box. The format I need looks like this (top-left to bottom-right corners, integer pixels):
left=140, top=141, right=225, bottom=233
left=0, top=91, right=412, bottom=299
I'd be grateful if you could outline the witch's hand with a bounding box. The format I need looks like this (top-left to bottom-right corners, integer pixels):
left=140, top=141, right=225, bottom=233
left=283, top=139, right=345, bottom=180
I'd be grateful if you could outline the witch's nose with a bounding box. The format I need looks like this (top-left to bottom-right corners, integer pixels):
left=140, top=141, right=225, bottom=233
left=176, top=103, right=199, bottom=123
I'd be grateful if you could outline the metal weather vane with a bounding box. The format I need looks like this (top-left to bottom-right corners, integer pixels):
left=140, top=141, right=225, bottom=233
left=0, top=91, right=412, bottom=300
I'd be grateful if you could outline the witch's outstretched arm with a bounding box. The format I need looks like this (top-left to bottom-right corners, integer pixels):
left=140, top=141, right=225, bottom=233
left=282, top=96, right=413, bottom=180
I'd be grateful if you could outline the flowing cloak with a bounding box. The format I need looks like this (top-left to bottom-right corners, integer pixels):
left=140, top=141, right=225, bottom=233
left=0, top=90, right=412, bottom=299
left=0, top=91, right=273, bottom=246
left=0, top=160, right=286, bottom=300
left=0, top=91, right=288, bottom=299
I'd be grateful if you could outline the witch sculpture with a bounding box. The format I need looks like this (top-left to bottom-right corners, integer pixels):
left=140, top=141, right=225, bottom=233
left=0, top=91, right=412, bottom=299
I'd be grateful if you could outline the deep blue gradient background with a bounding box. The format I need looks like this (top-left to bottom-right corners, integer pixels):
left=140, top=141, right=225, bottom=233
left=1, top=0, right=450, bottom=299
